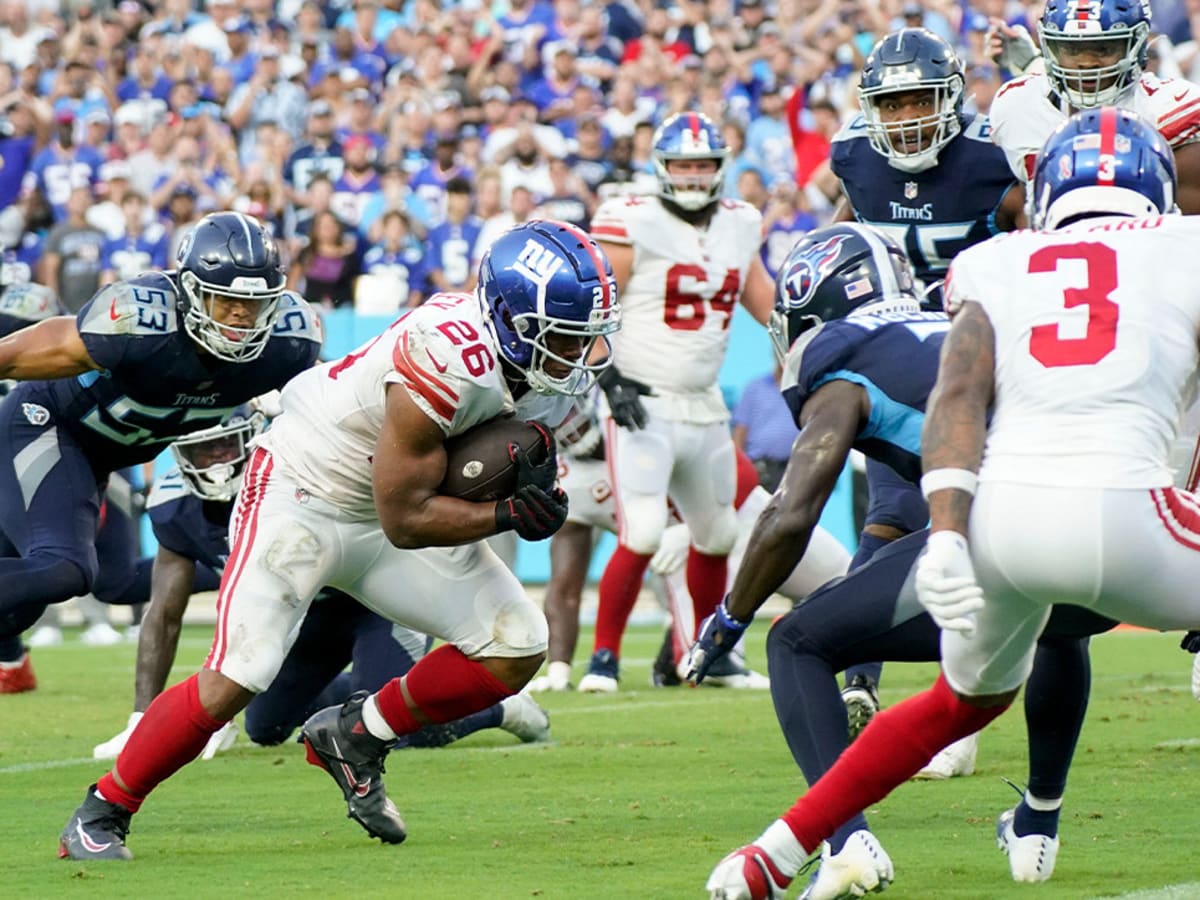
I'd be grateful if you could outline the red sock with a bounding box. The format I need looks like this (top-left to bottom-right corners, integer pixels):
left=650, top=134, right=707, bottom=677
left=593, top=544, right=652, bottom=657
left=686, top=549, right=728, bottom=638
left=97, top=674, right=225, bottom=814
left=780, top=674, right=1010, bottom=853
left=733, top=447, right=760, bottom=508
left=374, top=645, right=514, bottom=736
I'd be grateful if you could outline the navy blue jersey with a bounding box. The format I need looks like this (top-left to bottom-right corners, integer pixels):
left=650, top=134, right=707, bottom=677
left=147, top=470, right=231, bottom=572
left=781, top=310, right=949, bottom=482
left=830, top=113, right=1015, bottom=289
left=24, top=275, right=321, bottom=472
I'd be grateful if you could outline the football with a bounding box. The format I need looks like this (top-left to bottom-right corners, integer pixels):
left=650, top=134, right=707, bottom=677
left=438, top=418, right=550, bottom=502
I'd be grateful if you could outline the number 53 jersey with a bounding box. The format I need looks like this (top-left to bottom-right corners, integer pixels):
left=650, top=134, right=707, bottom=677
left=945, top=215, right=1200, bottom=489
left=590, top=195, right=763, bottom=399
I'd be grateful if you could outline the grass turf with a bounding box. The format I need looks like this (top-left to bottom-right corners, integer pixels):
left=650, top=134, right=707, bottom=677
left=3, top=624, right=1200, bottom=899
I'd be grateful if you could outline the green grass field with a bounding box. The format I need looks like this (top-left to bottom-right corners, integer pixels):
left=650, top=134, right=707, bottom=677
left=4, top=624, right=1200, bottom=899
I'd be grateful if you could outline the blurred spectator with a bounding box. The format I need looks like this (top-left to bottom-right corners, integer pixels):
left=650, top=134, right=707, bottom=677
left=566, top=114, right=613, bottom=197
left=126, top=116, right=175, bottom=197
left=100, top=190, right=169, bottom=284
left=963, top=64, right=1004, bottom=116
left=288, top=208, right=360, bottom=309
left=423, top=176, right=482, bottom=296
left=731, top=363, right=800, bottom=493
left=530, top=41, right=585, bottom=122
left=330, top=133, right=381, bottom=231
left=226, top=47, right=307, bottom=162
left=356, top=209, right=424, bottom=312
left=117, top=43, right=174, bottom=104
left=535, top=157, right=590, bottom=228
left=164, top=183, right=200, bottom=260
left=149, top=135, right=223, bottom=214
left=337, top=87, right=387, bottom=152
left=411, top=132, right=473, bottom=228
left=744, top=81, right=796, bottom=189
left=475, top=182, right=536, bottom=260
left=231, top=167, right=286, bottom=237
left=285, top=99, right=345, bottom=208
left=497, top=122, right=554, bottom=200
left=0, top=97, right=37, bottom=214
left=24, top=108, right=104, bottom=222
left=761, top=182, right=817, bottom=278
left=88, top=160, right=138, bottom=239
left=42, top=184, right=105, bottom=313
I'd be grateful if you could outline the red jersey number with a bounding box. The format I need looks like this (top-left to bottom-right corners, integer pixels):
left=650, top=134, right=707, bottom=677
left=663, top=264, right=740, bottom=331
left=1028, top=242, right=1119, bottom=368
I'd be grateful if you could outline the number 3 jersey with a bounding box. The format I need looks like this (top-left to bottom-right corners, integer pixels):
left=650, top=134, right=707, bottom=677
left=945, top=215, right=1200, bottom=489
left=590, top=195, right=763, bottom=419
left=260, top=292, right=573, bottom=519
left=12, top=273, right=321, bottom=474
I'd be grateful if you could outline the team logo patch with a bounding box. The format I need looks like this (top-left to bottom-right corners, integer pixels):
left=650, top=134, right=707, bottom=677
left=904, top=181, right=918, bottom=200
left=22, top=403, right=49, bottom=426
left=780, top=234, right=850, bottom=308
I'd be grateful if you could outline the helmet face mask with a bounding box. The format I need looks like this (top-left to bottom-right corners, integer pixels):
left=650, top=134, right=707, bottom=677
left=176, top=211, right=286, bottom=363
left=651, top=112, right=729, bottom=210
left=1031, top=106, right=1177, bottom=231
left=479, top=220, right=621, bottom=397
left=860, top=28, right=964, bottom=173
left=170, top=411, right=266, bottom=502
left=1039, top=0, right=1150, bottom=109
left=771, top=224, right=919, bottom=362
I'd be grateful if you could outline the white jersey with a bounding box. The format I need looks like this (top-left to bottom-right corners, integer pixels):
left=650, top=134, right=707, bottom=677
left=989, top=71, right=1200, bottom=181
left=559, top=452, right=617, bottom=531
left=591, top=195, right=763, bottom=420
left=944, top=215, right=1200, bottom=488
left=260, top=292, right=572, bottom=518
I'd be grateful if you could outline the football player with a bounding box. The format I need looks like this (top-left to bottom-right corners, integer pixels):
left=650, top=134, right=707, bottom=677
left=0, top=212, right=320, bottom=694
left=92, top=414, right=550, bottom=760
left=58, top=219, right=620, bottom=861
left=581, top=111, right=775, bottom=692
left=690, top=222, right=1114, bottom=897
left=704, top=108, right=1200, bottom=900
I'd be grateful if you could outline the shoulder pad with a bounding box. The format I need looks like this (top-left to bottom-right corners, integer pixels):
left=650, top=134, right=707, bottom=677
left=147, top=469, right=191, bottom=509
left=992, top=73, right=1043, bottom=110
left=960, top=113, right=994, bottom=142
left=780, top=322, right=828, bottom=392
left=270, top=291, right=324, bottom=345
left=831, top=114, right=868, bottom=144
left=0, top=282, right=62, bottom=322
left=77, top=273, right=180, bottom=338
left=590, top=196, right=640, bottom=245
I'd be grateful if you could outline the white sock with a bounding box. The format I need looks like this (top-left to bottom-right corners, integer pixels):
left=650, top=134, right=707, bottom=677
left=756, top=819, right=812, bottom=878
left=1024, top=790, right=1062, bottom=812
left=0, top=654, right=27, bottom=669
left=548, top=661, right=571, bottom=690
left=361, top=693, right=398, bottom=741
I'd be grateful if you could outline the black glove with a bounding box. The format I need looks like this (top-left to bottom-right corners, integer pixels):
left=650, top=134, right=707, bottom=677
left=510, top=422, right=558, bottom=492
left=598, top=365, right=653, bottom=431
left=495, top=484, right=569, bottom=541
left=1182, top=631, right=1200, bottom=653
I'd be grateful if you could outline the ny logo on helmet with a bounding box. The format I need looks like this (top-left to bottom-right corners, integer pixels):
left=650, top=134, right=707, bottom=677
left=782, top=234, right=850, bottom=307
left=513, top=238, right=565, bottom=288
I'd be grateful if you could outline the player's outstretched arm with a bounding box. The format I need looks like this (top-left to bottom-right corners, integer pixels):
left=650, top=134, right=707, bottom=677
left=0, top=316, right=102, bottom=380
left=373, top=383, right=507, bottom=549
left=134, top=546, right=199, bottom=711
left=738, top=255, right=776, bottom=326
left=723, top=379, right=866, bottom=622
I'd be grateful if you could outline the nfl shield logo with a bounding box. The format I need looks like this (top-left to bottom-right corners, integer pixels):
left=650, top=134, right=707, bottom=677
left=904, top=182, right=918, bottom=200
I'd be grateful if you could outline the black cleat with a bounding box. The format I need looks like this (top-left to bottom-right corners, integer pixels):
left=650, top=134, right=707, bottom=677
left=651, top=628, right=682, bottom=687
left=841, top=674, right=881, bottom=742
left=58, top=784, right=133, bottom=860
left=301, top=691, right=407, bottom=844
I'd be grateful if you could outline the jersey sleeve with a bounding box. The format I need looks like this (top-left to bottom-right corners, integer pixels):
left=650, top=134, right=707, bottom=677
left=147, top=471, right=198, bottom=558
left=589, top=196, right=636, bottom=246
left=828, top=114, right=867, bottom=180
left=1143, top=76, right=1200, bottom=146
left=779, top=323, right=858, bottom=423
left=942, top=240, right=1000, bottom=318
left=988, top=75, right=1043, bottom=180
left=75, top=273, right=181, bottom=373
left=270, top=290, right=324, bottom=366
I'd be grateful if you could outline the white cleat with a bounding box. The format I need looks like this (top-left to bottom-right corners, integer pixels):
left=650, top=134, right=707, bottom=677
left=499, top=692, right=551, bottom=743
left=93, top=712, right=144, bottom=760
left=914, top=732, right=978, bottom=780
left=27, top=625, right=64, bottom=648
left=799, top=831, right=894, bottom=900
left=200, top=720, right=239, bottom=760
left=80, top=622, right=124, bottom=647
left=577, top=672, right=619, bottom=693
left=996, top=808, right=1058, bottom=882
left=703, top=666, right=771, bottom=690
left=706, top=844, right=793, bottom=900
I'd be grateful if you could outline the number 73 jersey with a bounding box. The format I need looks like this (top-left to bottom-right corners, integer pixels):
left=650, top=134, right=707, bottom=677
left=944, top=215, right=1200, bottom=489
left=590, top=195, right=764, bottom=394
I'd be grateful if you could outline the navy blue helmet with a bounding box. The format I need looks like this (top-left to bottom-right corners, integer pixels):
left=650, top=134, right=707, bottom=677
left=1039, top=0, right=1151, bottom=109
left=478, top=219, right=621, bottom=396
left=770, top=223, right=919, bottom=361
left=651, top=111, right=729, bottom=210
left=176, top=211, right=286, bottom=363
left=859, top=28, right=965, bottom=172
left=1032, top=106, right=1176, bottom=230
left=170, top=407, right=267, bottom=501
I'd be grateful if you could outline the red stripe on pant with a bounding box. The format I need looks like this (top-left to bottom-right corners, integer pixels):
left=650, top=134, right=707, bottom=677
left=1151, top=487, right=1200, bottom=551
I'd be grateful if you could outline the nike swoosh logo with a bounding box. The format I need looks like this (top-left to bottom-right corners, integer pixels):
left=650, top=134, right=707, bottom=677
left=426, top=350, right=448, bottom=374
left=76, top=820, right=112, bottom=853
left=1175, top=89, right=1190, bottom=102
left=108, top=299, right=120, bottom=321
left=330, top=735, right=372, bottom=797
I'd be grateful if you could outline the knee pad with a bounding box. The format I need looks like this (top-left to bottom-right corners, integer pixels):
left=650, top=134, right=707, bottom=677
left=488, top=594, right=549, bottom=657
left=689, top=506, right=738, bottom=556
left=620, top=492, right=669, bottom=555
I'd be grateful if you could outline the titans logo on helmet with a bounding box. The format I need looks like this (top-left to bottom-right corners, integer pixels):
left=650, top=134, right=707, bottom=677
left=781, top=234, right=851, bottom=308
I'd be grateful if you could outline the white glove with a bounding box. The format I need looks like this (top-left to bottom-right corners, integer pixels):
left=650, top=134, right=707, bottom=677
left=915, top=531, right=984, bottom=636
left=1192, top=651, right=1200, bottom=702
left=249, top=389, right=284, bottom=419
left=649, top=523, right=690, bottom=576
left=988, top=21, right=1040, bottom=74
left=92, top=711, right=143, bottom=760
left=201, top=720, right=239, bottom=760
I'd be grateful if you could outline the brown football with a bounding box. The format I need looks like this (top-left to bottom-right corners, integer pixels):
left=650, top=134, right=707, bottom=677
left=438, top=418, right=550, bottom=502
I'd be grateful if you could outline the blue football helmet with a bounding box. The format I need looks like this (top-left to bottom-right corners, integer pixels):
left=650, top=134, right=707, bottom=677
left=1039, top=0, right=1151, bottom=108
left=478, top=219, right=621, bottom=396
left=769, top=223, right=919, bottom=362
left=176, top=211, right=286, bottom=363
left=859, top=28, right=964, bottom=173
left=651, top=111, right=729, bottom=211
left=1031, top=106, right=1176, bottom=230
left=170, top=408, right=266, bottom=502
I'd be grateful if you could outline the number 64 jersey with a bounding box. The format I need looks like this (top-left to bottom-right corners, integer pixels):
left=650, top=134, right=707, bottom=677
left=590, top=195, right=763, bottom=418
left=944, top=215, right=1200, bottom=489
left=260, top=293, right=572, bottom=519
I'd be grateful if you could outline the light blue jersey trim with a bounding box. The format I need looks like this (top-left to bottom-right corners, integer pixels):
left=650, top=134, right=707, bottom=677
left=813, top=369, right=924, bottom=454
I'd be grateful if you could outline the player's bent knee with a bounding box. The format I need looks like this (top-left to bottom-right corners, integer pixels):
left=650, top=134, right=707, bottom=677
left=486, top=595, right=550, bottom=658
left=619, top=494, right=669, bottom=555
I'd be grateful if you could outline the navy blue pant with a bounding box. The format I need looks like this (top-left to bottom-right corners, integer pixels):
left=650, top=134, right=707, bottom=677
left=767, top=528, right=1115, bottom=850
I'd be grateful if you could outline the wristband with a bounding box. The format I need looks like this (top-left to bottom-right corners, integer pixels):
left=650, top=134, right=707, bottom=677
left=920, top=468, right=978, bottom=500
left=719, top=598, right=753, bottom=628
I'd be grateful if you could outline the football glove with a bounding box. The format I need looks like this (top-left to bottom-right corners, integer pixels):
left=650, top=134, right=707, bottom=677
left=915, top=530, right=984, bottom=636
left=649, top=523, right=690, bottom=576
left=988, top=21, right=1040, bottom=74
left=685, top=598, right=751, bottom=685
left=511, top=422, right=558, bottom=492
left=496, top=484, right=569, bottom=541
left=598, top=365, right=653, bottom=431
